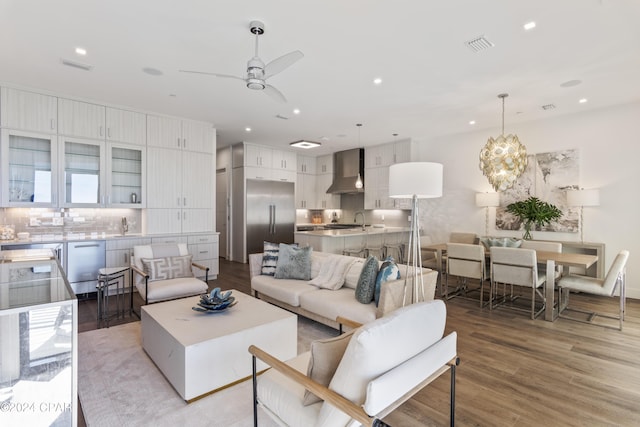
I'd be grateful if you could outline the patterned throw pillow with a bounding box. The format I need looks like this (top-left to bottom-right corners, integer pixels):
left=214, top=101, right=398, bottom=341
left=274, top=244, right=312, bottom=280
left=374, top=256, right=400, bottom=306
left=142, top=255, right=194, bottom=282
left=480, top=237, right=522, bottom=249
left=355, top=256, right=379, bottom=304
left=261, top=241, right=280, bottom=276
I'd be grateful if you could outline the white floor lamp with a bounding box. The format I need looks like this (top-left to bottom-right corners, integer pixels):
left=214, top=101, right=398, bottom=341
left=389, top=162, right=443, bottom=305
left=475, top=192, right=500, bottom=237
left=567, top=188, right=600, bottom=243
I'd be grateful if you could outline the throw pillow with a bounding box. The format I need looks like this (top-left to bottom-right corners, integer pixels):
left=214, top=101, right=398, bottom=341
left=354, top=256, right=379, bottom=304
left=303, top=330, right=355, bottom=406
left=142, top=255, right=194, bottom=282
left=374, top=256, right=400, bottom=306
left=274, top=244, right=313, bottom=280
left=261, top=241, right=280, bottom=276
left=480, top=237, right=522, bottom=249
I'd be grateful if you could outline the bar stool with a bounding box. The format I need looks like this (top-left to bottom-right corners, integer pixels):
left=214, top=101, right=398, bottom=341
left=96, top=266, right=130, bottom=328
left=342, top=248, right=367, bottom=258
left=384, top=243, right=404, bottom=264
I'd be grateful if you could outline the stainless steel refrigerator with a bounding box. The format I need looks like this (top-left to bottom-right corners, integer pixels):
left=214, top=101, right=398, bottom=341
left=245, top=179, right=295, bottom=257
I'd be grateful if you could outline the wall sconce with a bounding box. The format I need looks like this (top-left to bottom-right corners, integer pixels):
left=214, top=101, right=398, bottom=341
left=475, top=192, right=500, bottom=236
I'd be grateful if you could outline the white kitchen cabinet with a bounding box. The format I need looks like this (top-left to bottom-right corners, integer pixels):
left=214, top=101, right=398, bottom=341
left=272, top=168, right=296, bottom=182
left=366, top=139, right=416, bottom=168
left=1, top=129, right=58, bottom=207
left=315, top=173, right=340, bottom=209
left=105, top=107, right=146, bottom=145
left=147, top=115, right=214, bottom=153
left=244, top=166, right=272, bottom=180
left=244, top=143, right=272, bottom=168
left=0, top=87, right=57, bottom=133
left=106, top=142, right=145, bottom=208
left=145, top=209, right=182, bottom=234
left=146, top=147, right=181, bottom=208
left=316, top=154, right=333, bottom=174
left=188, top=233, right=219, bottom=279
left=182, top=151, right=213, bottom=209
left=58, top=98, right=106, bottom=140
left=295, top=172, right=316, bottom=209
left=297, top=155, right=316, bottom=174
left=272, top=149, right=297, bottom=172
left=58, top=136, right=106, bottom=207
left=364, top=166, right=389, bottom=209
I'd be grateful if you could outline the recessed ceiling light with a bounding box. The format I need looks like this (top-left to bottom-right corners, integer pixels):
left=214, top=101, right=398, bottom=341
left=373, top=77, right=383, bottom=85
left=469, top=120, right=476, bottom=125
left=75, top=47, right=87, bottom=56
left=245, top=127, right=252, bottom=132
left=142, top=67, right=163, bottom=76
left=290, top=140, right=321, bottom=149
left=579, top=98, right=588, bottom=104
left=523, top=21, right=536, bottom=31
left=293, top=108, right=300, bottom=115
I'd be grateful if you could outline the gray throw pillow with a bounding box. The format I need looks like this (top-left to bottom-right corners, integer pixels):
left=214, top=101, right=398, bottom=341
left=274, top=244, right=312, bottom=280
left=355, top=256, right=379, bottom=304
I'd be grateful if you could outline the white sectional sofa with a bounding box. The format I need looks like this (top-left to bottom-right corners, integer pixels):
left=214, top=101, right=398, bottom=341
left=249, top=251, right=438, bottom=329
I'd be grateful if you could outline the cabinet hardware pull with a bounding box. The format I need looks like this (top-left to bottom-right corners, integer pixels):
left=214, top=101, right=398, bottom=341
left=107, top=128, right=111, bottom=138
left=178, top=137, right=181, bottom=147
left=184, top=197, right=187, bottom=206
left=74, top=244, right=100, bottom=248
left=51, top=119, right=55, bottom=130
left=100, top=126, right=104, bottom=136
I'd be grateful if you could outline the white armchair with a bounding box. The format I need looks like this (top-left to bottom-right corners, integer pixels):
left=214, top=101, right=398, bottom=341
left=131, top=243, right=209, bottom=305
left=249, top=300, right=459, bottom=427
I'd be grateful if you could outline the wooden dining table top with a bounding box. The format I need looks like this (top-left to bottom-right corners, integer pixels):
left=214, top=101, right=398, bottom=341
left=422, top=243, right=598, bottom=268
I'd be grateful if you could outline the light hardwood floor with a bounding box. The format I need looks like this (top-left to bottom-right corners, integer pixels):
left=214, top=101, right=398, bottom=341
left=78, top=259, right=640, bottom=426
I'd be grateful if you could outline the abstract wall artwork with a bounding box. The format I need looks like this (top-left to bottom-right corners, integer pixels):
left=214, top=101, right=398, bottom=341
left=496, top=149, right=579, bottom=233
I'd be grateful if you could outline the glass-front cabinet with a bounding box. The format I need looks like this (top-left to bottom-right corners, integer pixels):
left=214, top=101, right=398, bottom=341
left=0, top=129, right=58, bottom=207
left=59, top=137, right=105, bottom=207
left=0, top=249, right=77, bottom=427
left=106, top=143, right=145, bottom=208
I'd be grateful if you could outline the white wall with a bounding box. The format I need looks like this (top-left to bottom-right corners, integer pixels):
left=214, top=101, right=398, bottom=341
left=416, top=101, right=640, bottom=298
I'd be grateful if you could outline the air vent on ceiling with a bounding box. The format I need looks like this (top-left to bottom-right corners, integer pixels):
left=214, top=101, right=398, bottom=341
left=465, top=35, right=495, bottom=52
left=541, top=104, right=556, bottom=110
left=61, top=59, right=93, bottom=71
left=275, top=114, right=289, bottom=120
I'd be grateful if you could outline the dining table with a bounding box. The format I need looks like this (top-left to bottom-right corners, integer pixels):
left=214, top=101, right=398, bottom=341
left=421, top=242, right=599, bottom=321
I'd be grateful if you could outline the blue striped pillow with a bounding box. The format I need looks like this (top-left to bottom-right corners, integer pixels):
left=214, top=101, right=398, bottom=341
left=261, top=241, right=280, bottom=276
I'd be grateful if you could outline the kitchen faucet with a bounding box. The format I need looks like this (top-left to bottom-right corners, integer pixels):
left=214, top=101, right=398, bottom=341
left=354, top=211, right=366, bottom=231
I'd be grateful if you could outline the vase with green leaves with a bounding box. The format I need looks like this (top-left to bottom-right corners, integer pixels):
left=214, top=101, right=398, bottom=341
left=505, top=196, right=563, bottom=240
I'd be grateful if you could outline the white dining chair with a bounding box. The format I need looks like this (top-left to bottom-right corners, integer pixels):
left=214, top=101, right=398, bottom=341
left=557, top=250, right=629, bottom=330
left=490, top=247, right=546, bottom=319
left=445, top=243, right=488, bottom=306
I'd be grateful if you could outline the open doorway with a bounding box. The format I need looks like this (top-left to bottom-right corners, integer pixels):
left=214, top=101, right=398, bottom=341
left=216, top=168, right=229, bottom=259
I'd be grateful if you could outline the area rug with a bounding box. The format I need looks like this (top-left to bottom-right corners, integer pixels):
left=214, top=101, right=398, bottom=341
left=78, top=317, right=335, bottom=427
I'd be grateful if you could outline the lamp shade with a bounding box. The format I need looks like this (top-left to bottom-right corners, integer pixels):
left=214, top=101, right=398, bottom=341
left=388, top=162, right=443, bottom=198
left=475, top=192, right=500, bottom=207
left=567, top=189, right=600, bottom=207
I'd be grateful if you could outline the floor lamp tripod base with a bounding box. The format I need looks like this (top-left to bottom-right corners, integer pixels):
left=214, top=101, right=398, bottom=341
left=403, top=194, right=425, bottom=306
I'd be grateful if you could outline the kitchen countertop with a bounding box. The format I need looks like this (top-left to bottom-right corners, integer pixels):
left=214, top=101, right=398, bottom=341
left=295, top=226, right=409, bottom=237
left=0, top=231, right=220, bottom=245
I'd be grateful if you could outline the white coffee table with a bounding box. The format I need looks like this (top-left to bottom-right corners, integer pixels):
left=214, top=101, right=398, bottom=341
left=141, top=290, right=297, bottom=401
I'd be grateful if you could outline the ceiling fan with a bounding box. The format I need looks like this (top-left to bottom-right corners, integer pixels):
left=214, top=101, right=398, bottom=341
left=180, top=20, right=303, bottom=103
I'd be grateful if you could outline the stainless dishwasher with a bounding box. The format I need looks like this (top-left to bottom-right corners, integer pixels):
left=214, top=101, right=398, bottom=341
left=66, top=240, right=106, bottom=296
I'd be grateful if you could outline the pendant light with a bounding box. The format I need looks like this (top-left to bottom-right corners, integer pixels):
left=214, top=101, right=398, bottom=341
left=479, top=93, right=528, bottom=191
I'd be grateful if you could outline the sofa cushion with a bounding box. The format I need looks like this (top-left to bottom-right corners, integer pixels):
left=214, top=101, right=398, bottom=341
left=252, top=275, right=318, bottom=307
left=275, top=244, right=313, bottom=280
left=299, top=288, right=377, bottom=326
left=261, top=241, right=280, bottom=276
left=308, top=255, right=356, bottom=290
left=355, top=256, right=379, bottom=304
left=303, top=330, right=355, bottom=406
left=257, top=352, right=321, bottom=427
left=135, top=277, right=207, bottom=304
left=374, top=257, right=400, bottom=306
left=343, top=257, right=365, bottom=290
left=142, top=255, right=194, bottom=282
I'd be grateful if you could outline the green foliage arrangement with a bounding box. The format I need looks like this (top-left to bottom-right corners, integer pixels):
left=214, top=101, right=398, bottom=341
left=506, top=196, right=563, bottom=240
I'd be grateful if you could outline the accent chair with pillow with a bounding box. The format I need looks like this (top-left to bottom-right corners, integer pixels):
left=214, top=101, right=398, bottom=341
left=249, top=300, right=459, bottom=427
left=131, top=243, right=209, bottom=305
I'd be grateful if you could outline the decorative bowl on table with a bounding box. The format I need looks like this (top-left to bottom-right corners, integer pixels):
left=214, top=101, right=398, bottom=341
left=192, top=288, right=236, bottom=313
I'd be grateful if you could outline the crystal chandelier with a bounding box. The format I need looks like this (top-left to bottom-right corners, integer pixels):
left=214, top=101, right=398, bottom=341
left=479, top=93, right=528, bottom=192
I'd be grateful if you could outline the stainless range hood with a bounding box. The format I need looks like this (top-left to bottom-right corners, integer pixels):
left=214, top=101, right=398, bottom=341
left=326, top=148, right=365, bottom=194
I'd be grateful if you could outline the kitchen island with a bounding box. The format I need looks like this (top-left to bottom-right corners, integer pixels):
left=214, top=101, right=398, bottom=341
left=294, top=226, right=409, bottom=256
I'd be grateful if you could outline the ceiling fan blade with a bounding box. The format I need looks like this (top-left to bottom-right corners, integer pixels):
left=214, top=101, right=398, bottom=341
left=264, top=50, right=304, bottom=79
left=179, top=70, right=245, bottom=81
left=263, top=84, right=287, bottom=103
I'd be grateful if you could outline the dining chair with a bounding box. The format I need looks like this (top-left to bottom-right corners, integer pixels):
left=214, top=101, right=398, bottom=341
left=449, top=232, right=478, bottom=244
left=520, top=240, right=563, bottom=280
left=490, top=247, right=546, bottom=319
left=445, top=243, right=488, bottom=306
left=557, top=250, right=629, bottom=330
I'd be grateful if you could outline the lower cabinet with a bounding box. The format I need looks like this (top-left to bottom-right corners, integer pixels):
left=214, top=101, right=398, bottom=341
left=188, top=234, right=219, bottom=279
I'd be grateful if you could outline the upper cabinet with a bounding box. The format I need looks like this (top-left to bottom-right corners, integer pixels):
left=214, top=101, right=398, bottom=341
left=147, top=115, right=214, bottom=153
left=365, top=139, right=415, bottom=168
left=105, top=107, right=146, bottom=145
left=316, top=154, right=333, bottom=174
left=1, top=87, right=58, bottom=134
left=272, top=149, right=296, bottom=172
left=297, top=155, right=316, bottom=174
left=244, top=143, right=273, bottom=168
left=1, top=129, right=58, bottom=207
left=58, top=136, right=106, bottom=207
left=106, top=143, right=146, bottom=207
left=364, top=139, right=416, bottom=210
left=58, top=98, right=105, bottom=140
